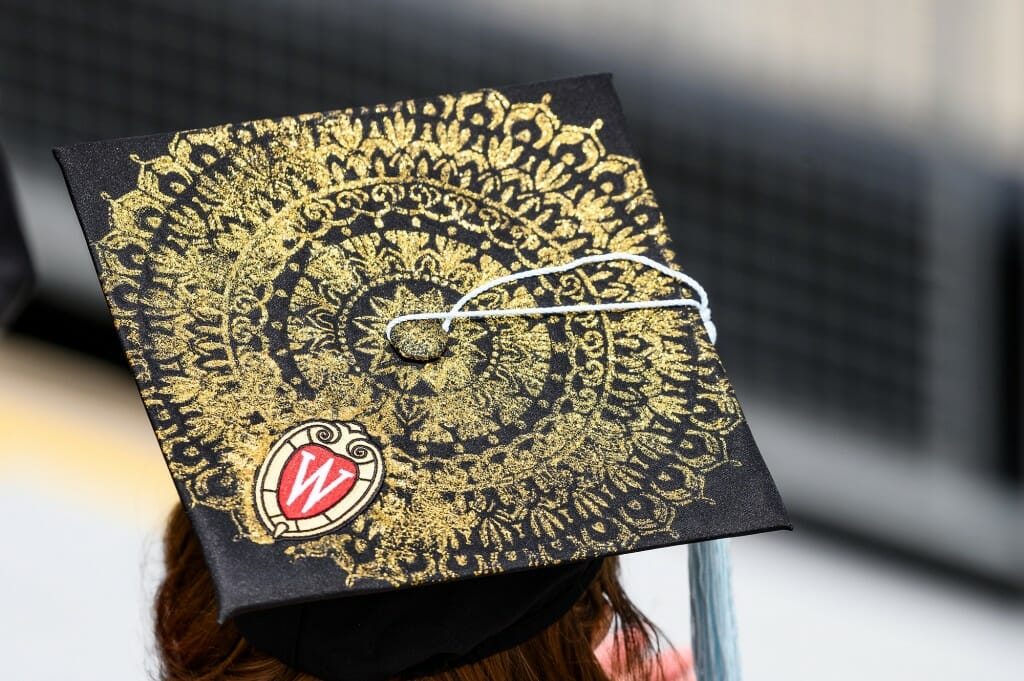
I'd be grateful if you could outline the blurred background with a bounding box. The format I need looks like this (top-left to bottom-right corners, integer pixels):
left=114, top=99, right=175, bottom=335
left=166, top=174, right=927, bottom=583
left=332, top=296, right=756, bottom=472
left=1, top=0, right=1022, bottom=678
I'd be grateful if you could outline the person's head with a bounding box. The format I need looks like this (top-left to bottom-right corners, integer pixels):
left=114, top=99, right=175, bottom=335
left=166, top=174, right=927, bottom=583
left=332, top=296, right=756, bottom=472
left=155, top=504, right=665, bottom=681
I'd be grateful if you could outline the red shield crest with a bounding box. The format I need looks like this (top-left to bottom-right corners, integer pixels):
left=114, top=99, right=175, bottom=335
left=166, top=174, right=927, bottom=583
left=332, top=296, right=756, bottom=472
left=255, top=420, right=384, bottom=539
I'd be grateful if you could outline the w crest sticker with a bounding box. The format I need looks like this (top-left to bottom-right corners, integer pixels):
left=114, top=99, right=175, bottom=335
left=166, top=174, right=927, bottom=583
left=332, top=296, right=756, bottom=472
left=255, top=420, right=384, bottom=539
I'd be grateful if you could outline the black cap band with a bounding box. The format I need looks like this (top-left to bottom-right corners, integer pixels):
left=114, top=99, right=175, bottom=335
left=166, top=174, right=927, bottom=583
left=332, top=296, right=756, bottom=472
left=235, top=559, right=604, bottom=681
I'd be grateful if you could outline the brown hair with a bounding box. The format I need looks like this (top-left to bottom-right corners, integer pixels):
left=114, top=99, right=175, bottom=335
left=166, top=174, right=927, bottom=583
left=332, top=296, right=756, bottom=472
left=155, top=505, right=664, bottom=681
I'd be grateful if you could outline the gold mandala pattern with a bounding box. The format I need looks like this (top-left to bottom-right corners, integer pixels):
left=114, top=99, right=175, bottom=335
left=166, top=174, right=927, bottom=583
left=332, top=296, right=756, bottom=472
left=95, top=89, right=744, bottom=586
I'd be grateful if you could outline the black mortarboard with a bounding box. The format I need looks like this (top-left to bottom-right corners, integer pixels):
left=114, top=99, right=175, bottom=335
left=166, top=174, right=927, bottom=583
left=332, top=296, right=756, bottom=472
left=55, top=74, right=788, bottom=681
left=0, top=146, right=34, bottom=328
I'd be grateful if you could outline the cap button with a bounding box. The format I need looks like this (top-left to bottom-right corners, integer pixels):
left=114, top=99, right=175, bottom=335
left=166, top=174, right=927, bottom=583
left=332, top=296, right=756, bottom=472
left=390, top=319, right=448, bottom=362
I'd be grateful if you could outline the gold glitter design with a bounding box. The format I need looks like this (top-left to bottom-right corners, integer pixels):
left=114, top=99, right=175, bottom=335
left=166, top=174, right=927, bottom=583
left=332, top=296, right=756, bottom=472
left=94, top=89, right=744, bottom=587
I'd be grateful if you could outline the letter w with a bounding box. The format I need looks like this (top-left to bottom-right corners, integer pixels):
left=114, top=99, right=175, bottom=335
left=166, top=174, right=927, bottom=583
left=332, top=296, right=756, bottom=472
left=286, top=450, right=355, bottom=514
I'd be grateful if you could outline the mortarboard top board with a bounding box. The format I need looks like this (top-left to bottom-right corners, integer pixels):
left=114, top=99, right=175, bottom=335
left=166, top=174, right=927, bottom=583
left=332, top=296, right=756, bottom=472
left=55, top=74, right=788, bottom=680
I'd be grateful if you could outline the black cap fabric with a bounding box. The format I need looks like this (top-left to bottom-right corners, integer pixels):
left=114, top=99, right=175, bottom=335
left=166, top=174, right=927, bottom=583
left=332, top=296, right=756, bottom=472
left=54, top=74, right=789, bottom=679
left=236, top=558, right=603, bottom=681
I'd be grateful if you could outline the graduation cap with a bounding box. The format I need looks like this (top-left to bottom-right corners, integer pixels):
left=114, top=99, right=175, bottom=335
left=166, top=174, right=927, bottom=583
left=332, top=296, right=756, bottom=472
left=55, top=74, right=788, bottom=681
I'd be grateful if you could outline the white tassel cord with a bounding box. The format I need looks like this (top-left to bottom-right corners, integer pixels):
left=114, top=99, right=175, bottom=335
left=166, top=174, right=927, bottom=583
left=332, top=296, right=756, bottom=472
left=385, top=252, right=716, bottom=344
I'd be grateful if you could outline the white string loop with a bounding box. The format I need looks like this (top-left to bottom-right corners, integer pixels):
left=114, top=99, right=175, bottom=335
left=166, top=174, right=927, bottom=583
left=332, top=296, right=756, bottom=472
left=384, top=252, right=716, bottom=344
